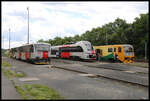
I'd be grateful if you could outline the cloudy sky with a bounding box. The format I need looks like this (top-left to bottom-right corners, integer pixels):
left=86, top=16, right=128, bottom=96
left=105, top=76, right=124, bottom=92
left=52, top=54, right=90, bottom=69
left=2, top=1, right=148, bottom=49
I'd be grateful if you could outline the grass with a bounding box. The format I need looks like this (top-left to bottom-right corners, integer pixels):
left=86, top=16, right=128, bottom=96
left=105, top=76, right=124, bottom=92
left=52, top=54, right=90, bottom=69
left=12, top=83, right=65, bottom=100
left=2, top=59, right=26, bottom=78
left=2, top=60, right=12, bottom=68
left=3, top=69, right=26, bottom=78
left=14, top=84, right=29, bottom=99
left=24, top=84, right=64, bottom=100
left=2, top=59, right=64, bottom=100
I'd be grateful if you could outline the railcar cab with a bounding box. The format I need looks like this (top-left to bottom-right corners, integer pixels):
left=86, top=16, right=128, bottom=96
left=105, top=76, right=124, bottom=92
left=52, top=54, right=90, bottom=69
left=113, top=44, right=134, bottom=63
left=51, top=41, right=96, bottom=60
left=33, top=43, right=51, bottom=64
left=76, top=41, right=96, bottom=60
left=50, top=45, right=62, bottom=58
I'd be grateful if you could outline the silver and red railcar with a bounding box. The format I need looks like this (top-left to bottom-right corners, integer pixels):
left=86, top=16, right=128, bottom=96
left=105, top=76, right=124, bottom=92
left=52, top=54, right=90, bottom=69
left=50, top=41, right=96, bottom=60
left=10, top=43, right=51, bottom=64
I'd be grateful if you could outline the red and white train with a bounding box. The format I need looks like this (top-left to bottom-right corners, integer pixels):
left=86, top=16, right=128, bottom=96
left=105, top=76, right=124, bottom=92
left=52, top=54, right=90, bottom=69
left=10, top=43, right=51, bottom=64
left=50, top=41, right=96, bottom=60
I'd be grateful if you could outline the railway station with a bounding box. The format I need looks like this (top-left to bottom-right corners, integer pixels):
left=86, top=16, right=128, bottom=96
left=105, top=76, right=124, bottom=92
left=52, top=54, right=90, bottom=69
left=2, top=1, right=149, bottom=100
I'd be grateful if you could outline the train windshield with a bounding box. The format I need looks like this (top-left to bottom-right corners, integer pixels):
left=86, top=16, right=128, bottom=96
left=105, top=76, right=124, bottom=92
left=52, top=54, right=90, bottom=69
left=35, top=44, right=50, bottom=52
left=123, top=46, right=134, bottom=56
left=85, top=43, right=94, bottom=51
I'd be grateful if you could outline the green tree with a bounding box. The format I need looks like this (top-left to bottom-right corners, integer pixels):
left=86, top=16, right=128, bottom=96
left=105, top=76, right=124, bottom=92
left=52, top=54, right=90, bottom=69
left=132, top=13, right=149, bottom=58
left=37, top=13, right=149, bottom=59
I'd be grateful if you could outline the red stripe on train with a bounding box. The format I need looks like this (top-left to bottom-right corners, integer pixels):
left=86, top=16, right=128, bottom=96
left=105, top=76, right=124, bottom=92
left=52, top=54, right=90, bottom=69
left=62, top=45, right=71, bottom=47
left=25, top=52, right=29, bottom=59
left=61, top=52, right=70, bottom=58
left=19, top=52, right=22, bottom=58
left=43, top=51, right=48, bottom=59
left=91, top=50, right=95, bottom=54
left=91, top=50, right=96, bottom=60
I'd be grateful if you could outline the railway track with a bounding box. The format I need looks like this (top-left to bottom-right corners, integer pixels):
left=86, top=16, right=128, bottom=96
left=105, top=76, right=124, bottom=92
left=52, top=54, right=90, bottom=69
left=4, top=57, right=148, bottom=87
left=51, top=58, right=148, bottom=74
left=51, top=59, right=148, bottom=87
left=52, top=65, right=148, bottom=87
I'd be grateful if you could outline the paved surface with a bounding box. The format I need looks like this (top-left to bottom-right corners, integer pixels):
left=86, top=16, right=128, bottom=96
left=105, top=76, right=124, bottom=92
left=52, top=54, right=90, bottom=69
left=2, top=57, right=149, bottom=99
left=85, top=63, right=148, bottom=74
left=2, top=72, right=22, bottom=99
left=52, top=59, right=148, bottom=74
left=53, top=63, right=148, bottom=86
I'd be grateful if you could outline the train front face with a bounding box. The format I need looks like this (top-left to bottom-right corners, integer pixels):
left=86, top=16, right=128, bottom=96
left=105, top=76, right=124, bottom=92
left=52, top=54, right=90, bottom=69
left=80, top=41, right=96, bottom=60
left=34, top=43, right=51, bottom=64
left=123, top=45, right=135, bottom=63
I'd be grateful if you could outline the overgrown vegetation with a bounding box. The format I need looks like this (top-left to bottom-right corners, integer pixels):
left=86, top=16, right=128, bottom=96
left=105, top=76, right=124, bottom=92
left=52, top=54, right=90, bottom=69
left=14, top=84, right=29, bottom=99
left=24, top=84, right=64, bottom=100
left=13, top=83, right=64, bottom=100
left=2, top=49, right=10, bottom=57
left=2, top=60, right=12, bottom=68
left=37, top=13, right=149, bottom=59
left=2, top=60, right=26, bottom=78
left=2, top=59, right=64, bottom=100
left=3, top=69, right=26, bottom=78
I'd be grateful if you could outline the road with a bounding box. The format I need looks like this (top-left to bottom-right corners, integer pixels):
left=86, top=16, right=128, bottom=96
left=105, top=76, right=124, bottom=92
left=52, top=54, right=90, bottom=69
left=2, top=72, right=22, bottom=99
left=2, top=57, right=149, bottom=99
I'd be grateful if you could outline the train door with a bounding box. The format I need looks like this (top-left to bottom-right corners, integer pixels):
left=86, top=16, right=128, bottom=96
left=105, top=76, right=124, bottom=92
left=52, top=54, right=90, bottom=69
left=113, top=47, right=117, bottom=61
left=58, top=47, right=61, bottom=58
left=95, top=49, right=100, bottom=60
left=29, top=45, right=34, bottom=60
left=117, top=46, right=124, bottom=62
left=19, top=47, right=23, bottom=60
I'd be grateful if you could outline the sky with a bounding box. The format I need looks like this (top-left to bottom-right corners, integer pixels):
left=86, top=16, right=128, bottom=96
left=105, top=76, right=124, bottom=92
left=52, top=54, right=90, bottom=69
left=2, top=1, right=149, bottom=49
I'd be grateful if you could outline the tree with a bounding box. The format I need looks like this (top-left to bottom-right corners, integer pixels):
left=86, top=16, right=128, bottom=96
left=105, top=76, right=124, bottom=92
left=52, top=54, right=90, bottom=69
left=37, top=13, right=149, bottom=59
left=132, top=13, right=149, bottom=58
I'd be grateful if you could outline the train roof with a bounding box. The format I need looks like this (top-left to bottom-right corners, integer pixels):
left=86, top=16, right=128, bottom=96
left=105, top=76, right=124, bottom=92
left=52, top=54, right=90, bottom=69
left=112, top=44, right=133, bottom=47
left=94, top=44, right=133, bottom=48
left=51, top=41, right=92, bottom=49
left=51, top=45, right=62, bottom=48
left=10, top=43, right=51, bottom=49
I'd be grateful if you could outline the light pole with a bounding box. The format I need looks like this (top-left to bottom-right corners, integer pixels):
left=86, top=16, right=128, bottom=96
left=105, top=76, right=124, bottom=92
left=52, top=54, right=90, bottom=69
left=27, top=7, right=29, bottom=44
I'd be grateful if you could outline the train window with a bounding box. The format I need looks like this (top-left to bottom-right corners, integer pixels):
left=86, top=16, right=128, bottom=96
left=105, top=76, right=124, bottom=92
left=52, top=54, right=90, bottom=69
left=75, top=46, right=83, bottom=52
left=61, top=46, right=83, bottom=52
left=30, top=46, right=34, bottom=52
left=108, top=48, right=112, bottom=52
left=19, top=47, right=23, bottom=52
left=23, top=46, right=28, bottom=52
left=51, top=49, right=58, bottom=55
left=114, top=48, right=116, bottom=52
left=118, top=47, right=121, bottom=52
left=35, top=44, right=50, bottom=52
left=61, top=47, right=68, bottom=52
left=16, top=48, right=19, bottom=52
left=85, top=43, right=93, bottom=51
left=12, top=48, right=17, bottom=52
left=96, top=49, right=100, bottom=53
left=127, top=47, right=133, bottom=52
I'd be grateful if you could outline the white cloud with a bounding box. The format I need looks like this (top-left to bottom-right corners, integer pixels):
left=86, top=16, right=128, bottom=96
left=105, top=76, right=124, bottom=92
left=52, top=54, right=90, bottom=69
left=2, top=1, right=148, bottom=49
